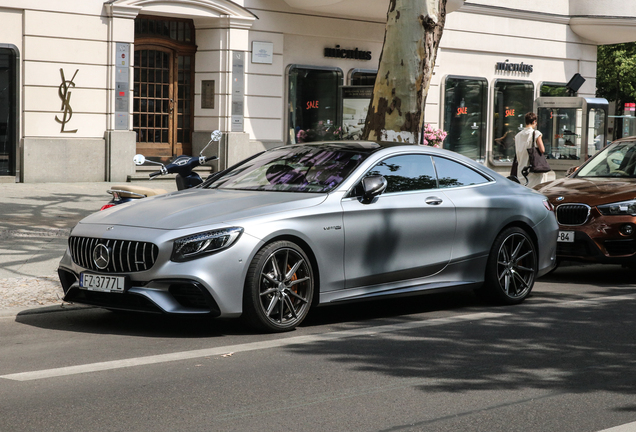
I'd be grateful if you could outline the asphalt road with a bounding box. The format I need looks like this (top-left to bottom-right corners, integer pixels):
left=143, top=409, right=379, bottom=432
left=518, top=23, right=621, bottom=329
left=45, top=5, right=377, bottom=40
left=2, top=263, right=636, bottom=432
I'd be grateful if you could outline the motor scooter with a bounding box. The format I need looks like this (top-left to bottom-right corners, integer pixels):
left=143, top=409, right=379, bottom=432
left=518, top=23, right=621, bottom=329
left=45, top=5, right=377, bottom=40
left=100, top=130, right=222, bottom=210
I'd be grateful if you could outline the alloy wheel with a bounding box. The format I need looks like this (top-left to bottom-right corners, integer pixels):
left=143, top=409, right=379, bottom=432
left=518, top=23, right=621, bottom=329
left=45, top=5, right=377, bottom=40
left=496, top=232, right=536, bottom=299
left=257, top=247, right=313, bottom=328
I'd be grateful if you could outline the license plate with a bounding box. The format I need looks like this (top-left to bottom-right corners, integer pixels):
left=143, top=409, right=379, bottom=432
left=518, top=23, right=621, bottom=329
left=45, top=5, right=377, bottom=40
left=80, top=273, right=126, bottom=293
left=557, top=231, right=575, bottom=243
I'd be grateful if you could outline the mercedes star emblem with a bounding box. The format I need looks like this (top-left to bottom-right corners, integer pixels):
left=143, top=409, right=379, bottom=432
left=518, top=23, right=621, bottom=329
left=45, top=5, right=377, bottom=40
left=92, top=244, right=111, bottom=270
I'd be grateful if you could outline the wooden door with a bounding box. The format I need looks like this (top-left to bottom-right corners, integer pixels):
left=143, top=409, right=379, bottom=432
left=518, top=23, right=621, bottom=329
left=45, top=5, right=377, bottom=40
left=133, top=47, right=173, bottom=159
left=133, top=47, right=193, bottom=161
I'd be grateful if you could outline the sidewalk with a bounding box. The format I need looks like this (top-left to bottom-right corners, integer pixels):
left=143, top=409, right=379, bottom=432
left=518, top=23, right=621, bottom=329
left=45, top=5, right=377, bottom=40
left=0, top=181, right=176, bottom=312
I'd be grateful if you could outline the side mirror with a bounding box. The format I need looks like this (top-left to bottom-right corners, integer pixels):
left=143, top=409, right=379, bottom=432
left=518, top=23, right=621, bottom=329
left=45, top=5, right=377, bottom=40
left=211, top=130, right=222, bottom=142
left=360, top=175, right=387, bottom=204
left=200, top=130, right=223, bottom=156
left=133, top=154, right=164, bottom=168
left=565, top=166, right=579, bottom=177
left=133, top=154, right=146, bottom=166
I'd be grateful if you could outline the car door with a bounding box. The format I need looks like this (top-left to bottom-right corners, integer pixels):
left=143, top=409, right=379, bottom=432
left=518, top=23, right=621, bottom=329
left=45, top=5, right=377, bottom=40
left=431, top=155, right=496, bottom=263
left=341, top=153, right=456, bottom=290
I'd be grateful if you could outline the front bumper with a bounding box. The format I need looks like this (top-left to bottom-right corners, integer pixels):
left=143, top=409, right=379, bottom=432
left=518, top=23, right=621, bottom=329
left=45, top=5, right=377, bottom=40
left=556, top=228, right=636, bottom=264
left=555, top=208, right=636, bottom=263
left=57, top=223, right=263, bottom=317
left=58, top=268, right=222, bottom=316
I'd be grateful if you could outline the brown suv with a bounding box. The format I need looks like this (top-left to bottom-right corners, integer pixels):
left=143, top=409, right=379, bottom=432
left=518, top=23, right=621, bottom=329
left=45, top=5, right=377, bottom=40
left=535, top=137, right=636, bottom=265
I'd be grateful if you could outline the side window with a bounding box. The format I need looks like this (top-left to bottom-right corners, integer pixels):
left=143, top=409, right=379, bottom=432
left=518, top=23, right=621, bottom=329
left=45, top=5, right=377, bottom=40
left=433, top=157, right=490, bottom=188
left=367, top=154, right=437, bottom=193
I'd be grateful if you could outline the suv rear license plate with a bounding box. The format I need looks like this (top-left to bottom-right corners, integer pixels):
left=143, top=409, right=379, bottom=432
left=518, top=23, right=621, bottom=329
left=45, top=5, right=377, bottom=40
left=557, top=231, right=575, bottom=243
left=80, top=273, right=126, bottom=293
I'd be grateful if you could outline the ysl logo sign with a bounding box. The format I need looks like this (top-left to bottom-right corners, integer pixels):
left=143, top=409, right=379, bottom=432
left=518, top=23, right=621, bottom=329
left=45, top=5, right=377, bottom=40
left=55, top=69, right=79, bottom=133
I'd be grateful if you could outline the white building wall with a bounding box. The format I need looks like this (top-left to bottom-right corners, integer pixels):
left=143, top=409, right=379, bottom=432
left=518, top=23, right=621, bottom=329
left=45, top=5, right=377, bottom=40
left=242, top=2, right=385, bottom=145
left=23, top=7, right=111, bottom=138
left=0, top=0, right=630, bottom=181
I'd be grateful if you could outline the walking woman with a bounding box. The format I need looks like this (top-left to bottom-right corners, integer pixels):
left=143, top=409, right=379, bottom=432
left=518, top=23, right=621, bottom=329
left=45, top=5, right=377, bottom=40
left=515, top=112, right=554, bottom=188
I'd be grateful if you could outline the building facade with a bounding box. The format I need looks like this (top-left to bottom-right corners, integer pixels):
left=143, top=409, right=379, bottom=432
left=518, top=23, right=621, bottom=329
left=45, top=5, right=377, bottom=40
left=0, top=0, right=635, bottom=182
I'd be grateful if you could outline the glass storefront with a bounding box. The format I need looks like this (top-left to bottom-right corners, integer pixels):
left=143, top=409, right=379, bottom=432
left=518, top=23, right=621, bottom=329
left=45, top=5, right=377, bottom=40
left=537, top=107, right=582, bottom=161
left=443, top=76, right=487, bottom=162
left=492, top=80, right=534, bottom=163
left=0, top=46, right=17, bottom=177
left=537, top=97, right=609, bottom=163
left=288, top=66, right=343, bottom=143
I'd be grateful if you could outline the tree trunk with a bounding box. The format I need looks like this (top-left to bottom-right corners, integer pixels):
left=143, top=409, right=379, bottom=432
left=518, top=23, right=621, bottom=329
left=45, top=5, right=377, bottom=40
left=362, top=0, right=447, bottom=143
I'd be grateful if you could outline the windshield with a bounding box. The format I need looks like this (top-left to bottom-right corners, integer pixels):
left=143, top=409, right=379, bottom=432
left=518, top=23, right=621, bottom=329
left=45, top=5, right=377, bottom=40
left=576, top=141, right=636, bottom=178
left=205, top=145, right=368, bottom=192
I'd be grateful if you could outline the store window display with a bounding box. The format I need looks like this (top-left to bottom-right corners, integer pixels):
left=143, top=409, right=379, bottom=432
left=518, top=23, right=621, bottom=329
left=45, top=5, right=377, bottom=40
left=492, top=80, right=534, bottom=163
left=443, top=76, right=488, bottom=162
left=288, top=66, right=343, bottom=143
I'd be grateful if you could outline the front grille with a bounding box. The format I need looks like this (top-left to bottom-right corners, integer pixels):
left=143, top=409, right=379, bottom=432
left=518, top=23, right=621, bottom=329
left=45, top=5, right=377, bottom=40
left=604, top=239, right=636, bottom=256
left=556, top=204, right=590, bottom=225
left=69, top=236, right=159, bottom=273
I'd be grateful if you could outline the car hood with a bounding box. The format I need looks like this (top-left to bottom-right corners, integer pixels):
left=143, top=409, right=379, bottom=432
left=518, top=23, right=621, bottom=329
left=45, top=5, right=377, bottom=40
left=80, top=188, right=327, bottom=229
left=536, top=177, right=636, bottom=206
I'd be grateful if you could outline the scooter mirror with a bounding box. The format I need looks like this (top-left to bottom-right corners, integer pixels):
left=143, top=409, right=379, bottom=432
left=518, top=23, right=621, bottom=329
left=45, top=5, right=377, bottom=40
left=133, top=154, right=146, bottom=165
left=210, top=130, right=222, bottom=142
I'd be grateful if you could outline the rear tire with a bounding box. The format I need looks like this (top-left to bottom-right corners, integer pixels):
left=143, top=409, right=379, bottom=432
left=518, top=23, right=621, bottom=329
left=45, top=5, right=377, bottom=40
left=477, top=227, right=536, bottom=305
left=242, top=241, right=314, bottom=332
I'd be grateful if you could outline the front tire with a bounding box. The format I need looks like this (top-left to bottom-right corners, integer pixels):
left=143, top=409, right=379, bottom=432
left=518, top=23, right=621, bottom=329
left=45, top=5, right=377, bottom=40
left=479, top=227, right=537, bottom=305
left=243, top=241, right=314, bottom=332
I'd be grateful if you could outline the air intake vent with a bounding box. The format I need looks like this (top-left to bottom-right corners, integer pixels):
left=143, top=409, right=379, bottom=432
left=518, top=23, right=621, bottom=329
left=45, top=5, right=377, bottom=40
left=69, top=236, right=159, bottom=273
left=556, top=204, right=590, bottom=226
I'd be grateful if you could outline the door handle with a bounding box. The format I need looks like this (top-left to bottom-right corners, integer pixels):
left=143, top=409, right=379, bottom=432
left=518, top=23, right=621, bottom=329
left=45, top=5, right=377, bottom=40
left=425, top=196, right=443, bottom=206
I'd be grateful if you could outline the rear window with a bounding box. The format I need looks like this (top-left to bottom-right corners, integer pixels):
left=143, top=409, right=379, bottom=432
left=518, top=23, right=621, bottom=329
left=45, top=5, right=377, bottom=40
left=433, top=157, right=490, bottom=188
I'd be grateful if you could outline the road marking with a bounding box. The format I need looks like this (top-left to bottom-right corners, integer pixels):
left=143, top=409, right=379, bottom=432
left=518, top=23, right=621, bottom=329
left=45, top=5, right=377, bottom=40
left=0, top=311, right=507, bottom=381
left=2, top=293, right=635, bottom=382
left=596, top=421, right=636, bottom=432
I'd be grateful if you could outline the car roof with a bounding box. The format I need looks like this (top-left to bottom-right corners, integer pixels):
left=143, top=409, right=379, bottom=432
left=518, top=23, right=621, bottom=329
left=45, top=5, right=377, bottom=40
left=611, top=136, right=636, bottom=145
left=286, top=140, right=419, bottom=154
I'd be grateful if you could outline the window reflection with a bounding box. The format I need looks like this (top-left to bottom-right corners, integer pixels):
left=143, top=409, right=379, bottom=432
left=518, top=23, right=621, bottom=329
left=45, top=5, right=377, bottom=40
left=540, top=82, right=570, bottom=97
left=433, top=157, right=489, bottom=188
left=367, top=155, right=437, bottom=193
left=588, top=108, right=607, bottom=157
left=350, top=71, right=376, bottom=86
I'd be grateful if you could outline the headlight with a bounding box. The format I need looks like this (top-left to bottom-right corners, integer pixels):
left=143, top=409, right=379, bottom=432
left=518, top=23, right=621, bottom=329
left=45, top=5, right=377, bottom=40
left=171, top=227, right=243, bottom=262
left=597, top=200, right=636, bottom=216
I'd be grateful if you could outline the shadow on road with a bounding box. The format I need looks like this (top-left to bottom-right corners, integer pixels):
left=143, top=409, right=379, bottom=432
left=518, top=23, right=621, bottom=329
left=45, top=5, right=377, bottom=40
left=284, top=265, right=636, bottom=398
left=14, top=307, right=254, bottom=338
left=12, top=262, right=636, bottom=393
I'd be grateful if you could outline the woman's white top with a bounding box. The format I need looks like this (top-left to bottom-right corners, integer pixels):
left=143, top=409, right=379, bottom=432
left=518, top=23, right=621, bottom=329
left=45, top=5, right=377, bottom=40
left=514, top=126, right=553, bottom=188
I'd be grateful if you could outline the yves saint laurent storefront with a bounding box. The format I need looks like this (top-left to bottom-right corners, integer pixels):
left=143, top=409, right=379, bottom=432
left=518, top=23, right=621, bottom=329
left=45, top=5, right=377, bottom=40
left=2, top=0, right=636, bottom=182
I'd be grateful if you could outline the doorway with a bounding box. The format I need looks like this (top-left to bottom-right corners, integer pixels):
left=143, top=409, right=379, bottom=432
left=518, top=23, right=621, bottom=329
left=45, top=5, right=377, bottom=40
left=0, top=46, right=18, bottom=177
left=133, top=17, right=195, bottom=161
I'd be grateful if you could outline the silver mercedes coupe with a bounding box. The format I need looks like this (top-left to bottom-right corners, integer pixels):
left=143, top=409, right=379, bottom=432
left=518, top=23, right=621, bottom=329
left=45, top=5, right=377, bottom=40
left=58, top=142, right=558, bottom=332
